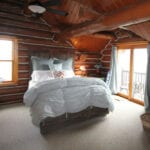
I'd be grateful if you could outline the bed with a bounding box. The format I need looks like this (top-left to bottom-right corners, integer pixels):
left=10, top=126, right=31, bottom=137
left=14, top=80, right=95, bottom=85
left=23, top=51, right=114, bottom=134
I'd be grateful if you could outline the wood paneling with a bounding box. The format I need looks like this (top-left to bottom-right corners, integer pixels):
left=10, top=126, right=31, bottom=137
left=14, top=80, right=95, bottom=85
left=60, top=0, right=150, bottom=39
left=74, top=51, right=101, bottom=77
left=125, top=21, right=150, bottom=41
left=72, top=0, right=141, bottom=14
left=71, top=35, right=111, bottom=51
left=55, top=0, right=100, bottom=25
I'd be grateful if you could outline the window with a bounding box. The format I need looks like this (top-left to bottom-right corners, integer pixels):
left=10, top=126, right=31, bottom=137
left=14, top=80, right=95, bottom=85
left=117, top=42, right=148, bottom=105
left=0, top=36, right=18, bottom=85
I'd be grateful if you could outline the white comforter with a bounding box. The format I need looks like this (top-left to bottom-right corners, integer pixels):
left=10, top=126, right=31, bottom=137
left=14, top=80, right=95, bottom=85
left=24, top=77, right=114, bottom=126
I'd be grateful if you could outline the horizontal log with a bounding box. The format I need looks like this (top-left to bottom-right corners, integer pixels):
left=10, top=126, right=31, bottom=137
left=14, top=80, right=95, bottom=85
left=75, top=53, right=100, bottom=57
left=75, top=64, right=96, bottom=69
left=0, top=93, right=23, bottom=103
left=102, top=50, right=111, bottom=55
left=18, top=37, right=72, bottom=48
left=74, top=59, right=98, bottom=63
left=0, top=11, right=45, bottom=24
left=18, top=43, right=60, bottom=51
left=0, top=86, right=27, bottom=95
left=19, top=72, right=30, bottom=78
left=18, top=43, right=74, bottom=53
left=101, top=68, right=110, bottom=72
left=101, top=56, right=111, bottom=61
left=75, top=54, right=100, bottom=60
left=19, top=57, right=29, bottom=63
left=101, top=62, right=110, bottom=68
left=18, top=50, right=29, bottom=56
left=18, top=79, right=29, bottom=85
left=0, top=25, right=52, bottom=39
left=19, top=64, right=30, bottom=71
left=0, top=17, right=50, bottom=32
left=0, top=2, right=23, bottom=15
left=19, top=62, right=29, bottom=65
left=1, top=0, right=24, bottom=6
left=0, top=99, right=22, bottom=105
left=74, top=61, right=98, bottom=64
left=75, top=51, right=100, bottom=55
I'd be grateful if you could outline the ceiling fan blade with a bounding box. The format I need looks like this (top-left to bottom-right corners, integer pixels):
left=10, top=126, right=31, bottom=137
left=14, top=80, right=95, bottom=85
left=47, top=8, right=68, bottom=16
left=42, top=0, right=62, bottom=6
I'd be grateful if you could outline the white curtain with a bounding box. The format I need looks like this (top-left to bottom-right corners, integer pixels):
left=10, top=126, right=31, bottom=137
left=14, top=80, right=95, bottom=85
left=108, top=46, right=118, bottom=94
left=144, top=44, right=150, bottom=111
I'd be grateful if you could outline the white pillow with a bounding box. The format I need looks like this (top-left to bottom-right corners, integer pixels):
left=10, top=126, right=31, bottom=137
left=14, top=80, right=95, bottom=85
left=62, top=70, right=75, bottom=78
left=31, top=56, right=53, bottom=71
left=53, top=63, right=62, bottom=71
left=31, top=70, right=54, bottom=82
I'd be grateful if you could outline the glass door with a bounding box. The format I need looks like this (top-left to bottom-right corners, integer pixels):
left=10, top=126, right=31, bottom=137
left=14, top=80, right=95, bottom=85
left=132, top=48, right=147, bottom=102
left=117, top=49, right=130, bottom=97
left=117, top=44, right=147, bottom=105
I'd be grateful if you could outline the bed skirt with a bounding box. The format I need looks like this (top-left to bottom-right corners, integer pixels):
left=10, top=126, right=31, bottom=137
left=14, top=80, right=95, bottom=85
left=40, top=106, right=108, bottom=134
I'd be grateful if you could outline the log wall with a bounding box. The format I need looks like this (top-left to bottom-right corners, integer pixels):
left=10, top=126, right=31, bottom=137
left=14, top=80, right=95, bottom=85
left=0, top=1, right=112, bottom=105
left=0, top=1, right=73, bottom=104
left=74, top=51, right=102, bottom=77
left=100, top=43, right=112, bottom=77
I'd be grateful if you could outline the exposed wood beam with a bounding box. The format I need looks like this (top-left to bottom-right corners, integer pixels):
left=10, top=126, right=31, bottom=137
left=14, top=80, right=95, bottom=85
left=72, top=0, right=101, bottom=15
left=92, top=34, right=114, bottom=40
left=60, top=0, right=150, bottom=39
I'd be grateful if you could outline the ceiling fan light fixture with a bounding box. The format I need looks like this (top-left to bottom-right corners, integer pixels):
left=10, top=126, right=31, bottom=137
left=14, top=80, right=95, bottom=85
left=28, top=3, right=46, bottom=14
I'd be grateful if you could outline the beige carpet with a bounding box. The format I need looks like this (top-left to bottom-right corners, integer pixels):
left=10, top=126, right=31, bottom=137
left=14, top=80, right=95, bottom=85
left=0, top=97, right=150, bottom=150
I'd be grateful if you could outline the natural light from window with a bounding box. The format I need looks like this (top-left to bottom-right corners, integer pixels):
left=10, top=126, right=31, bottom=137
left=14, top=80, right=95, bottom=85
left=117, top=47, right=147, bottom=102
left=0, top=40, right=13, bottom=82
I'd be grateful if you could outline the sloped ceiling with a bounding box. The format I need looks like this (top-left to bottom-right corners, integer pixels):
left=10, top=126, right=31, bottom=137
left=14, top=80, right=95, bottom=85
left=1, top=0, right=150, bottom=51
left=40, top=0, right=150, bottom=48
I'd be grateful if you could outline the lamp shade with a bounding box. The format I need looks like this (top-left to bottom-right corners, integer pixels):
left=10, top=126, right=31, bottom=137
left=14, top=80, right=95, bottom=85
left=79, top=65, right=86, bottom=71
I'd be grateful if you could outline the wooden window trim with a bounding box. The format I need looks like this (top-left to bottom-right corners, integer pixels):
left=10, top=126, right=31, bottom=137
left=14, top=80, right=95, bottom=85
left=0, top=36, right=18, bottom=86
left=117, top=41, right=148, bottom=49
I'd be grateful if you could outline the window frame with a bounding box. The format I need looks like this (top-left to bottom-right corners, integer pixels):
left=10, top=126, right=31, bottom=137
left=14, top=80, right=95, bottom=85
left=0, top=36, right=18, bottom=86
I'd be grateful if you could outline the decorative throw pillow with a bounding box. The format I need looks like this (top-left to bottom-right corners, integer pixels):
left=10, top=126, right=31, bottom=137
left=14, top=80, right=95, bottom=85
left=53, top=71, right=64, bottom=78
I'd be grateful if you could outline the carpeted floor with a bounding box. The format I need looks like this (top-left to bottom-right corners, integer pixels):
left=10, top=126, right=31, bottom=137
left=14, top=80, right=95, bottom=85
left=0, top=97, right=150, bottom=150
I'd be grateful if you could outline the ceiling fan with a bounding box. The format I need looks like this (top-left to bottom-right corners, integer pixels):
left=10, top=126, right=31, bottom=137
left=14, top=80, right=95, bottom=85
left=26, top=0, right=68, bottom=17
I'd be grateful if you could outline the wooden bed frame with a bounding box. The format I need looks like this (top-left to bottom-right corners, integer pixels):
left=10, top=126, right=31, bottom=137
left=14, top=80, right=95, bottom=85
left=29, top=50, right=109, bottom=134
left=40, top=107, right=108, bottom=134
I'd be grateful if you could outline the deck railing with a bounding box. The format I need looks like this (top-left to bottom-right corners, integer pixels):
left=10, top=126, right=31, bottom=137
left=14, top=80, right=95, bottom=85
left=120, top=70, right=146, bottom=100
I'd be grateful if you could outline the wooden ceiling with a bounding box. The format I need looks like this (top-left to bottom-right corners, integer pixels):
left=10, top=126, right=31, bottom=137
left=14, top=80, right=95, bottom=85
left=0, top=0, right=150, bottom=51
